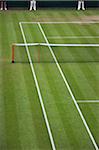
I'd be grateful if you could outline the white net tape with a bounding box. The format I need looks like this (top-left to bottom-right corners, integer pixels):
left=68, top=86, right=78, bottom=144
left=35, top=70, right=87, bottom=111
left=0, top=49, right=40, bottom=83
left=14, top=43, right=99, bottom=47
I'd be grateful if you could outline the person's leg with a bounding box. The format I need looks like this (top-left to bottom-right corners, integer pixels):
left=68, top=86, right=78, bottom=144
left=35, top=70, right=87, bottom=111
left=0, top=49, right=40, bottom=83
left=33, top=0, right=36, bottom=10
left=82, top=1, right=85, bottom=10
left=29, top=0, right=33, bottom=10
left=78, top=0, right=81, bottom=10
left=4, top=1, right=7, bottom=10
left=0, top=1, right=3, bottom=10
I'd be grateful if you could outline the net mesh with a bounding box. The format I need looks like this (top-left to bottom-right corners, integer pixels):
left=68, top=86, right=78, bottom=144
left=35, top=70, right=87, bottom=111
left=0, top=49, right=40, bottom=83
left=13, top=43, right=99, bottom=63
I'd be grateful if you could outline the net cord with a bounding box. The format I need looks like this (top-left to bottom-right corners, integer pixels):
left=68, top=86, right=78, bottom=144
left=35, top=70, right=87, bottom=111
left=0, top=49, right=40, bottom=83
left=13, top=43, right=99, bottom=47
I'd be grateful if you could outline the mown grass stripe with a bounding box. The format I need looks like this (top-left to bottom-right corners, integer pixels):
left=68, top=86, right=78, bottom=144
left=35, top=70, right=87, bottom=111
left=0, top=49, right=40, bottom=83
left=0, top=14, right=22, bottom=149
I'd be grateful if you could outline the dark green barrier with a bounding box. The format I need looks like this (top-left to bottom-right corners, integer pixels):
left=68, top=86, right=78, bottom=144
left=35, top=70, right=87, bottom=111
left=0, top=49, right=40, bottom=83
left=7, top=1, right=99, bottom=8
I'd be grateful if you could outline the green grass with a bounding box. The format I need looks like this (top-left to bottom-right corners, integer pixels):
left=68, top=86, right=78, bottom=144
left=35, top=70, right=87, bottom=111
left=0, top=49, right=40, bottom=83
left=0, top=9, right=99, bottom=150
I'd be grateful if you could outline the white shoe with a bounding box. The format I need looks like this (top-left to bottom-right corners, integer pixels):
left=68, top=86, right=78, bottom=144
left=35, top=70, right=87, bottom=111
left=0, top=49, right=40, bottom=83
left=0, top=8, right=3, bottom=10
left=82, top=8, right=85, bottom=10
left=77, top=8, right=80, bottom=10
left=4, top=8, right=7, bottom=10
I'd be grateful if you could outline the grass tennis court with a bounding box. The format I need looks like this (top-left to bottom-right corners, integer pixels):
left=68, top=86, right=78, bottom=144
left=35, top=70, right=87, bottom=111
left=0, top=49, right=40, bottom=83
left=0, top=10, right=99, bottom=150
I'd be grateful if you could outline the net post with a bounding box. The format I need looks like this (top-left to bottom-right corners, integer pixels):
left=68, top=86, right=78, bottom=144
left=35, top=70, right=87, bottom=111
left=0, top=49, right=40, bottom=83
left=12, top=44, right=15, bottom=63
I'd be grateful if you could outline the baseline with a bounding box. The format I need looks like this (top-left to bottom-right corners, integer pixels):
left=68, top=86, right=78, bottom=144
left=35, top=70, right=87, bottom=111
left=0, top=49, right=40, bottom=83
left=20, top=21, right=99, bottom=24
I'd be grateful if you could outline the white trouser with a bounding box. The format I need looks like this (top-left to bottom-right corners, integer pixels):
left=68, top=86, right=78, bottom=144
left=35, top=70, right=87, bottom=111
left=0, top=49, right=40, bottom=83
left=78, top=0, right=85, bottom=10
left=30, top=0, right=36, bottom=11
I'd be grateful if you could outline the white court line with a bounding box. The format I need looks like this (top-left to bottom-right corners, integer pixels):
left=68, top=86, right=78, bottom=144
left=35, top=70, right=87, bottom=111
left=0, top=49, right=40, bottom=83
left=48, top=36, right=99, bottom=39
left=77, top=100, right=99, bottom=103
left=19, top=22, right=56, bottom=150
left=37, top=22, right=99, bottom=150
left=20, top=21, right=99, bottom=24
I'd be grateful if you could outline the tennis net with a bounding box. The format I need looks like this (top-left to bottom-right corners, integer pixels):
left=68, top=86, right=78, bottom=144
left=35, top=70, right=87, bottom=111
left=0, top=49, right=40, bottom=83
left=12, top=42, right=99, bottom=63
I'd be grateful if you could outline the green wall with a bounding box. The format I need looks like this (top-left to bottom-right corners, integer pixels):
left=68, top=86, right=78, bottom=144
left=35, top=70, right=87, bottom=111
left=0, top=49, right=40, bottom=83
left=7, top=1, right=99, bottom=8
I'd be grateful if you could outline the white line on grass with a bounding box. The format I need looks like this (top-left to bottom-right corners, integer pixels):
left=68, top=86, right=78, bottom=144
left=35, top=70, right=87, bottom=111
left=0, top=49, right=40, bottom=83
left=19, top=22, right=56, bottom=150
left=20, top=21, right=99, bottom=24
left=37, top=22, right=99, bottom=150
left=48, top=36, right=99, bottom=39
left=77, top=100, right=99, bottom=103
